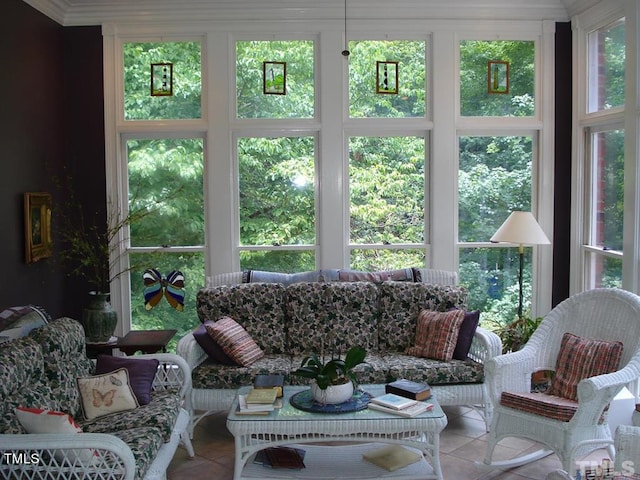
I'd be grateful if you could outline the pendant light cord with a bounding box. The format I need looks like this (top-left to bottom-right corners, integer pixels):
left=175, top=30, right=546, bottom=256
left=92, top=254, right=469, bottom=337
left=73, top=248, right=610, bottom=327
left=341, top=0, right=350, bottom=56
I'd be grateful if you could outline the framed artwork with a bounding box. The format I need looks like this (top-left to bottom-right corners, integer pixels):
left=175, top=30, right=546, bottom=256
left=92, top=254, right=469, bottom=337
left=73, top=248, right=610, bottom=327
left=24, top=192, right=52, bottom=264
left=151, top=63, right=173, bottom=96
left=488, top=60, right=510, bottom=94
left=263, top=61, right=286, bottom=95
left=376, top=61, right=398, bottom=94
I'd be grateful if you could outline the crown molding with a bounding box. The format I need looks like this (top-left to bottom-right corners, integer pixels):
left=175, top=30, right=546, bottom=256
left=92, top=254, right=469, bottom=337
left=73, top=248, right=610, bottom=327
left=22, top=0, right=571, bottom=27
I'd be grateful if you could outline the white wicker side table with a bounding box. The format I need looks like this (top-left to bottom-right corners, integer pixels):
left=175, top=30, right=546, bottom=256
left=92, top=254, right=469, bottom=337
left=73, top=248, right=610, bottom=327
left=226, top=384, right=448, bottom=480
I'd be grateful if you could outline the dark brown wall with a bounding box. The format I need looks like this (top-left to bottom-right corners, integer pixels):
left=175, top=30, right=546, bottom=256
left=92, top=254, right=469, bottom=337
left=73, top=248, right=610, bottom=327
left=0, top=0, right=104, bottom=319
left=0, top=0, right=66, bottom=315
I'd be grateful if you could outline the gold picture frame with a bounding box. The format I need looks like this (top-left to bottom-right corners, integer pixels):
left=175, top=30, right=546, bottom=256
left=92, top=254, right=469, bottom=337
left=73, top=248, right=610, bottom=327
left=376, top=61, right=399, bottom=94
left=24, top=192, right=52, bottom=264
left=263, top=61, right=287, bottom=95
left=488, top=60, right=510, bottom=94
left=151, top=63, right=173, bottom=96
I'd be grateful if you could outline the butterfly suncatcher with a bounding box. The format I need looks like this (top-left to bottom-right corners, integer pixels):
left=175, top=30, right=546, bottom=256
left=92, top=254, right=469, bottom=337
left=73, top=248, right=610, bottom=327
left=143, top=269, right=185, bottom=311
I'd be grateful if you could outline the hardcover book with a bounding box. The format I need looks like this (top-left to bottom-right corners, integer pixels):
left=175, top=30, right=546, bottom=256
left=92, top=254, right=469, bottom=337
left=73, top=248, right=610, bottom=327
left=368, top=401, right=433, bottom=417
left=263, top=447, right=306, bottom=469
left=245, top=387, right=278, bottom=405
left=362, top=445, right=422, bottom=472
left=369, top=393, right=418, bottom=410
left=254, top=374, right=284, bottom=398
left=385, top=379, right=431, bottom=401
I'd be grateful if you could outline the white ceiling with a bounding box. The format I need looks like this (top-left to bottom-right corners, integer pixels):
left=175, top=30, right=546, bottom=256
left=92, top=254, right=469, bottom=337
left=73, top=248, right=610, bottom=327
left=23, top=0, right=598, bottom=27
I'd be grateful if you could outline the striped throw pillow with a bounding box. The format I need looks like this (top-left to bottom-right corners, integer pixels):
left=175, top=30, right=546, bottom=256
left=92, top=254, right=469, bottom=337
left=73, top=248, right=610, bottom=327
left=547, top=332, right=623, bottom=401
left=205, top=316, right=264, bottom=366
left=406, top=309, right=465, bottom=361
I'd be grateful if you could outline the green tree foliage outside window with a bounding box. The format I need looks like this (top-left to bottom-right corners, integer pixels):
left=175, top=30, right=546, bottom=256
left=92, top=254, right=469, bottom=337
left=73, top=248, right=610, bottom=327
left=458, top=136, right=532, bottom=327
left=238, top=136, right=316, bottom=271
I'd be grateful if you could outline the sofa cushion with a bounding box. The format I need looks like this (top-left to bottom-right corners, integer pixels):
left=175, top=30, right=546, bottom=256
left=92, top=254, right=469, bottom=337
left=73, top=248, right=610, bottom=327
left=407, top=309, right=465, bottom=361
left=285, top=282, right=380, bottom=355
left=95, top=354, right=159, bottom=405
left=452, top=310, right=481, bottom=360
left=29, top=318, right=94, bottom=418
left=196, top=283, right=288, bottom=353
left=79, top=389, right=180, bottom=443
left=547, top=332, right=623, bottom=401
left=111, top=426, right=164, bottom=480
left=191, top=355, right=294, bottom=390
left=378, top=282, right=468, bottom=352
left=0, top=336, right=59, bottom=434
left=77, top=368, right=139, bottom=420
left=500, top=391, right=578, bottom=422
left=0, top=305, right=50, bottom=340
left=380, top=353, right=485, bottom=385
left=205, top=316, right=265, bottom=366
left=193, top=321, right=237, bottom=365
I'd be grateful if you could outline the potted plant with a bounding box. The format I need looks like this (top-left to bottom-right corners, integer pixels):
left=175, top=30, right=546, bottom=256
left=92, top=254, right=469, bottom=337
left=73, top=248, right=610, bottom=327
left=53, top=175, right=151, bottom=343
left=494, top=314, right=542, bottom=354
left=293, top=345, right=367, bottom=404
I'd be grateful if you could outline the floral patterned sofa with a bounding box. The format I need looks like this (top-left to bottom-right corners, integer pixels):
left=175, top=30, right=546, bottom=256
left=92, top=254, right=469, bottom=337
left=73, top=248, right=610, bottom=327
left=177, top=269, right=503, bottom=433
left=0, top=317, right=193, bottom=480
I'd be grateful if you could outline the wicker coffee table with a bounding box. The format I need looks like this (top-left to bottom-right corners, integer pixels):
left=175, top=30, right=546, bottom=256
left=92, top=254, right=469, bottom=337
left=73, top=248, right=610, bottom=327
left=226, top=384, right=448, bottom=480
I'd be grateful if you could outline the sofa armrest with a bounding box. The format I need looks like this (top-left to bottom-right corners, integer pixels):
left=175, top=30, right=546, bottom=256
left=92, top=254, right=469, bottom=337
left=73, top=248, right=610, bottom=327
left=176, top=329, right=208, bottom=371
left=468, top=326, right=502, bottom=364
left=0, top=432, right=136, bottom=480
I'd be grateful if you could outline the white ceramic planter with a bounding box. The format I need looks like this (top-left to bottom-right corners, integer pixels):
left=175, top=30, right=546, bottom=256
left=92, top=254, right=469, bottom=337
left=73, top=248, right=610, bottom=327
left=310, top=380, right=354, bottom=404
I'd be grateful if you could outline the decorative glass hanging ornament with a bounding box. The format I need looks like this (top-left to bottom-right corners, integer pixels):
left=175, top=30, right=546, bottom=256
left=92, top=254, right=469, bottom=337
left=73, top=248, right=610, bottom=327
left=150, top=62, right=173, bottom=96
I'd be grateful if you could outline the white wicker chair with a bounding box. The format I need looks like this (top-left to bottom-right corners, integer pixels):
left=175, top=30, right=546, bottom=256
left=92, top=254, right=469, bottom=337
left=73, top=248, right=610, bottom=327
left=482, top=288, right=640, bottom=473
left=545, top=424, right=640, bottom=479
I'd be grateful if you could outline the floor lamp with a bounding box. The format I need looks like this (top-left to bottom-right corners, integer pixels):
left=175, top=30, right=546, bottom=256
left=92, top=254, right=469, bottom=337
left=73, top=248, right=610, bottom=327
left=490, top=211, right=550, bottom=319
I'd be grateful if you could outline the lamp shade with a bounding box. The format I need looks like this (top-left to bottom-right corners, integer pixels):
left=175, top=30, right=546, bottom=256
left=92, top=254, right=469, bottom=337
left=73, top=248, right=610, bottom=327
left=490, top=211, right=551, bottom=246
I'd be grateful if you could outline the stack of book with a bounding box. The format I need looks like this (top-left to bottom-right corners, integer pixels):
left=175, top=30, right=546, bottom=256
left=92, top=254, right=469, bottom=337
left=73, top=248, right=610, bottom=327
left=368, top=393, right=434, bottom=417
left=254, top=447, right=306, bottom=469
left=253, top=373, right=285, bottom=398
left=237, top=387, right=280, bottom=415
left=385, top=379, right=431, bottom=401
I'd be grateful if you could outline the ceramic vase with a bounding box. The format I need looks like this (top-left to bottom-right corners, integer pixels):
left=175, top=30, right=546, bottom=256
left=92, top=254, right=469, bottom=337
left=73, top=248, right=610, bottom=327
left=81, top=292, right=117, bottom=343
left=310, top=380, right=354, bottom=405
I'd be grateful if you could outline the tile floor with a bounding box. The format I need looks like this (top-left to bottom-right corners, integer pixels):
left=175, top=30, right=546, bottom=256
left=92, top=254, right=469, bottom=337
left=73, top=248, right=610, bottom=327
left=167, top=406, right=607, bottom=480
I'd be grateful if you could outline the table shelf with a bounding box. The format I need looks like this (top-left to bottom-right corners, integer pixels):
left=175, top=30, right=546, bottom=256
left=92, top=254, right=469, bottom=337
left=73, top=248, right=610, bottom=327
left=239, top=443, right=434, bottom=480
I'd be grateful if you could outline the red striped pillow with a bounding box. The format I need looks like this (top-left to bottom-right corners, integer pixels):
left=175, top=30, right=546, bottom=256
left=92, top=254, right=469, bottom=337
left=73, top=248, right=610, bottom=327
left=548, top=332, right=623, bottom=401
left=205, top=316, right=264, bottom=366
left=406, top=309, right=465, bottom=361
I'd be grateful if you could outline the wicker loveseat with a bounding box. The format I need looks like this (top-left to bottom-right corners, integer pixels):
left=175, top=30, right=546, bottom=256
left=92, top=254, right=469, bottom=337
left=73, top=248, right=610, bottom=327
left=0, top=317, right=193, bottom=480
left=177, top=269, right=502, bottom=433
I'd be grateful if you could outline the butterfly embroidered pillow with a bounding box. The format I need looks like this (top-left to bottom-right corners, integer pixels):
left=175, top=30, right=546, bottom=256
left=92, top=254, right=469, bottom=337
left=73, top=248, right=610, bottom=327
left=76, top=368, right=139, bottom=420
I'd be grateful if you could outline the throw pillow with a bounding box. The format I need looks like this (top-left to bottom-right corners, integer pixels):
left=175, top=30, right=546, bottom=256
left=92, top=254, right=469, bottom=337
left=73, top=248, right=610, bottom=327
left=205, top=316, right=264, bottom=366
left=95, top=354, right=159, bottom=405
left=407, top=309, right=465, bottom=361
left=452, top=310, right=481, bottom=360
left=548, top=332, right=624, bottom=401
left=15, top=407, right=95, bottom=463
left=76, top=368, right=139, bottom=420
left=193, top=321, right=237, bottom=365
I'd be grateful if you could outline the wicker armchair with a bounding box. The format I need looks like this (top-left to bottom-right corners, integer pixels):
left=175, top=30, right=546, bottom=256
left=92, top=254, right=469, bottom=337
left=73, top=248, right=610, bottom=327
left=545, top=424, right=640, bottom=479
left=482, top=288, right=640, bottom=473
